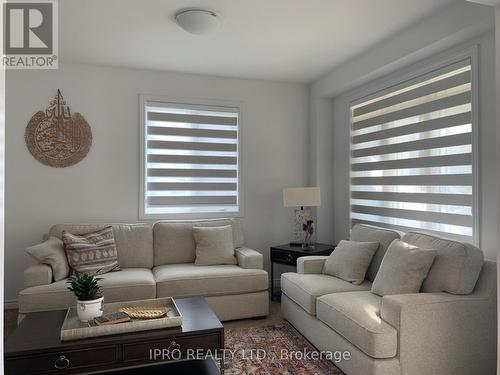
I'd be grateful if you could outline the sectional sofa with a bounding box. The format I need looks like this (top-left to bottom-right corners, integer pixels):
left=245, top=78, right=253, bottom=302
left=281, top=224, right=497, bottom=375
left=19, top=218, right=269, bottom=322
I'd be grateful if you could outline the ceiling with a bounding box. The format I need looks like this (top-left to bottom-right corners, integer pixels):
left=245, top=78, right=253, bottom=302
left=60, top=0, right=458, bottom=83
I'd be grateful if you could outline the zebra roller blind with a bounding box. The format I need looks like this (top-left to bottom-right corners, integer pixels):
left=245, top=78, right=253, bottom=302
left=142, top=100, right=240, bottom=217
left=350, top=58, right=476, bottom=243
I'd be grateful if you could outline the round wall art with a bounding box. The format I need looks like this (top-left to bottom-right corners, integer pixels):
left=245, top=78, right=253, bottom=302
left=25, top=89, right=92, bottom=168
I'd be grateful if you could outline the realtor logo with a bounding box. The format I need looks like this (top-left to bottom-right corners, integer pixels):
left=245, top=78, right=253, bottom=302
left=3, top=0, right=58, bottom=69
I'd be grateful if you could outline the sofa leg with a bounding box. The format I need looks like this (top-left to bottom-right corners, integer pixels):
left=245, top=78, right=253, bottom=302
left=17, top=313, right=26, bottom=326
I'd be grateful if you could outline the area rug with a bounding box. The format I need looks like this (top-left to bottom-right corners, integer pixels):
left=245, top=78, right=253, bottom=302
left=224, top=322, right=344, bottom=375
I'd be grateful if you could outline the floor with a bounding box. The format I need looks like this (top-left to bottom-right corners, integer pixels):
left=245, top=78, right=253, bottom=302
left=4, top=309, right=18, bottom=338
left=224, top=300, right=283, bottom=329
left=3, top=301, right=284, bottom=339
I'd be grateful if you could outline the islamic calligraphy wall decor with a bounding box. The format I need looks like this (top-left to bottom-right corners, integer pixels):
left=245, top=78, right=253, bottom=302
left=25, top=89, right=92, bottom=168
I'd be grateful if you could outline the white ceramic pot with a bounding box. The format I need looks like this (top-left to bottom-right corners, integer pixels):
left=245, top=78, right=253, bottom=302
left=77, top=297, right=104, bottom=322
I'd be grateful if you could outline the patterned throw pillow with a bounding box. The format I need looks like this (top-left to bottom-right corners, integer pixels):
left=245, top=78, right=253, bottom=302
left=62, top=226, right=120, bottom=275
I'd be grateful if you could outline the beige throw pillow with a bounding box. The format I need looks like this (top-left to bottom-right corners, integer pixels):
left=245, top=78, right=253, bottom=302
left=401, top=231, right=484, bottom=295
left=350, top=224, right=401, bottom=282
left=371, top=239, right=437, bottom=296
left=322, top=240, right=379, bottom=285
left=193, top=225, right=237, bottom=266
left=63, top=226, right=120, bottom=275
left=26, top=236, right=70, bottom=281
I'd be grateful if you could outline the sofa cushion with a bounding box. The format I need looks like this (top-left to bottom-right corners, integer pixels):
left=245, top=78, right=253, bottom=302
left=350, top=224, right=401, bottom=282
left=153, top=264, right=267, bottom=298
left=280, top=272, right=372, bottom=315
left=153, top=219, right=244, bottom=266
left=111, top=224, right=154, bottom=269
left=18, top=268, right=156, bottom=314
left=371, top=239, right=436, bottom=296
left=402, top=231, right=484, bottom=294
left=323, top=240, right=379, bottom=285
left=193, top=225, right=237, bottom=266
left=49, top=224, right=154, bottom=269
left=317, top=291, right=398, bottom=359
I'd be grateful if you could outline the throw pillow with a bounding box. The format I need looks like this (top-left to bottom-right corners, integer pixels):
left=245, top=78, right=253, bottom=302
left=350, top=224, right=401, bottom=282
left=62, top=226, right=120, bottom=275
left=193, top=225, right=237, bottom=266
left=401, top=231, right=484, bottom=295
left=371, top=239, right=437, bottom=296
left=322, top=240, right=379, bottom=285
left=26, top=236, right=70, bottom=281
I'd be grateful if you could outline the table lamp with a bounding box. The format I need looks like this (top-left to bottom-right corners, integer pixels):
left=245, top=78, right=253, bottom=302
left=283, top=187, right=321, bottom=246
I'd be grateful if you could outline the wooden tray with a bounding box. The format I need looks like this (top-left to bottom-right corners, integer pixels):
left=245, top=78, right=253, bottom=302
left=60, top=297, right=182, bottom=341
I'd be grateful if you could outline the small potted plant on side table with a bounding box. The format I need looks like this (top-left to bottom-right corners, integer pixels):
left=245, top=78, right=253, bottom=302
left=67, top=273, right=104, bottom=322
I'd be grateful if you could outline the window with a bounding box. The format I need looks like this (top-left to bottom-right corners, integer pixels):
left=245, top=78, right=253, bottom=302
left=350, top=57, right=477, bottom=243
left=140, top=97, right=241, bottom=219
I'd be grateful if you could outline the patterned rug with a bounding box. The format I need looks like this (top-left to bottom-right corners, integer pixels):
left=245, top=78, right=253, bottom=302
left=224, top=322, right=344, bottom=375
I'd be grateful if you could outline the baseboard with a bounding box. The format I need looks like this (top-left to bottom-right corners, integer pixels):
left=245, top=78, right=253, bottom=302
left=4, top=299, right=19, bottom=310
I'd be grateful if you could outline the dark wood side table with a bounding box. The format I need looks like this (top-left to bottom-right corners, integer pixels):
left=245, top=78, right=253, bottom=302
left=270, top=243, right=335, bottom=301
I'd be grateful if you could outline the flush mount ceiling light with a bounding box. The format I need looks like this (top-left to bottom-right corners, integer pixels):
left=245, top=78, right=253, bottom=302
left=175, top=9, right=221, bottom=35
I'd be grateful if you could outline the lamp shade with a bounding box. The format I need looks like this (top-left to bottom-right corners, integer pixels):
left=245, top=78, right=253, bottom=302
left=283, top=187, right=321, bottom=207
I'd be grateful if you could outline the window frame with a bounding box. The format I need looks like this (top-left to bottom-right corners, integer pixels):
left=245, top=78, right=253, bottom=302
left=139, top=94, right=244, bottom=220
left=348, top=46, right=479, bottom=245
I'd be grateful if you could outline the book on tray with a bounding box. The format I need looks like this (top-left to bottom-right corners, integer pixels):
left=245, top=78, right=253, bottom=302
left=93, top=312, right=131, bottom=326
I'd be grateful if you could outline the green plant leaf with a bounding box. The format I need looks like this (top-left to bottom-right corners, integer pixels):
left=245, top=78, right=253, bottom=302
left=66, top=272, right=103, bottom=301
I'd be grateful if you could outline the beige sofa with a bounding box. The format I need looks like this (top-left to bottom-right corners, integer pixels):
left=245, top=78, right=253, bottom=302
left=19, top=218, right=269, bottom=322
left=281, top=224, right=496, bottom=375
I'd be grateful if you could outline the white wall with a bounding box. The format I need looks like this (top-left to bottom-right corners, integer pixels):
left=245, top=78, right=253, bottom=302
left=312, top=2, right=493, bottom=98
left=315, top=31, right=497, bottom=260
left=495, top=4, right=500, bottom=373
left=1, top=0, right=6, bottom=365
left=308, top=96, right=334, bottom=243
left=5, top=64, right=309, bottom=304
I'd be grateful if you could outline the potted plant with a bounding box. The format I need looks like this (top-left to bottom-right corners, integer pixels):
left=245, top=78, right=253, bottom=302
left=66, top=273, right=104, bottom=322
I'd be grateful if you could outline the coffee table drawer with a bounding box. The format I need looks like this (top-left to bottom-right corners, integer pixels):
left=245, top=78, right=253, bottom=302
left=6, top=345, right=118, bottom=374
left=123, top=333, right=221, bottom=363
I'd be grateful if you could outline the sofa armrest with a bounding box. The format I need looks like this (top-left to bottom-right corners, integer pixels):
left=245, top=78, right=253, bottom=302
left=381, top=292, right=491, bottom=329
left=297, top=256, right=329, bottom=274
left=381, top=292, right=496, bottom=374
left=235, top=247, right=263, bottom=269
left=23, top=264, right=52, bottom=289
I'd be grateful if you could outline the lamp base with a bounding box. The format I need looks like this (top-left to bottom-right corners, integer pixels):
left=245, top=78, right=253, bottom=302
left=292, top=207, right=311, bottom=243
left=289, top=241, right=303, bottom=247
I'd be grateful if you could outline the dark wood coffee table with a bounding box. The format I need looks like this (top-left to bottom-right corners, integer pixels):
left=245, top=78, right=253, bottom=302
left=4, top=297, right=224, bottom=374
